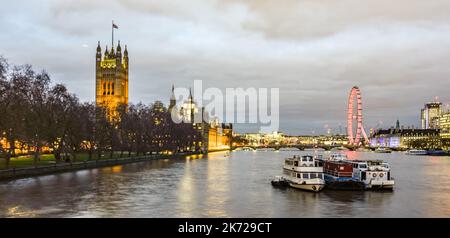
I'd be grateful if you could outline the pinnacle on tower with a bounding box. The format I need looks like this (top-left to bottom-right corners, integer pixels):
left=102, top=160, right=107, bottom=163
left=117, top=40, right=122, bottom=52
left=104, top=45, right=109, bottom=58
left=170, top=84, right=176, bottom=100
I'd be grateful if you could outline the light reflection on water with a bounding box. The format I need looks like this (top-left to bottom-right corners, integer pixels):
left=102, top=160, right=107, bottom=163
left=1, top=150, right=450, bottom=217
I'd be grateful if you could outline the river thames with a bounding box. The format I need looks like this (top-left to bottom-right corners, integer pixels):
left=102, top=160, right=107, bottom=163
left=1, top=150, right=450, bottom=217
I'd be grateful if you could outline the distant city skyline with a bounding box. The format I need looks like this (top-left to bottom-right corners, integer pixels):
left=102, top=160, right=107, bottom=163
left=2, top=0, right=450, bottom=134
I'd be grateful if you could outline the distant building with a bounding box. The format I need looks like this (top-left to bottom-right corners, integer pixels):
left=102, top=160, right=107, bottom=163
left=370, top=128, right=441, bottom=149
left=421, top=102, right=442, bottom=129
left=168, top=86, right=232, bottom=152
left=235, top=133, right=348, bottom=147
left=95, top=40, right=129, bottom=117
left=440, top=112, right=450, bottom=150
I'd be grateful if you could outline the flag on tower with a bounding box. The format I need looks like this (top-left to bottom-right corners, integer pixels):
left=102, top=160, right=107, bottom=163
left=112, top=22, right=119, bottom=29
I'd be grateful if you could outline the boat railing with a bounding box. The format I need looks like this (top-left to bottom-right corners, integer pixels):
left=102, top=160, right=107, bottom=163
left=324, top=169, right=353, bottom=177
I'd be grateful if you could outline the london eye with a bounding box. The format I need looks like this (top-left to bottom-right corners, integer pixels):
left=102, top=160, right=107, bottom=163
left=347, top=86, right=369, bottom=146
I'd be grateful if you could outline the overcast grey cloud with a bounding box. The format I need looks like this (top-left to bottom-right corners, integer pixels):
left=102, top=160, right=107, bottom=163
left=1, top=0, right=450, bottom=134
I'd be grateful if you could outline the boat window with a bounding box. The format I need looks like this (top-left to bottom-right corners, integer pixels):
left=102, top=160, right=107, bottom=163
left=297, top=173, right=301, bottom=178
left=359, top=164, right=367, bottom=169
left=310, top=173, right=317, bottom=179
left=361, top=171, right=366, bottom=180
left=294, top=161, right=298, bottom=167
left=309, top=157, right=313, bottom=162
left=302, top=173, right=309, bottom=179
left=318, top=173, right=324, bottom=179
left=302, top=157, right=307, bottom=162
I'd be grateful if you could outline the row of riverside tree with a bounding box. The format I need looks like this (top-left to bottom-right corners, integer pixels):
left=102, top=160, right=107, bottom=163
left=0, top=56, right=201, bottom=168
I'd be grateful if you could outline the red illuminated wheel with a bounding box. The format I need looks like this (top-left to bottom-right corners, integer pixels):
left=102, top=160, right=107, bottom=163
left=347, top=86, right=369, bottom=146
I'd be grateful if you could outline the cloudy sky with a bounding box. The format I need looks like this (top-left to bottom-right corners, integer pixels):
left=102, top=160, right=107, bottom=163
left=1, top=0, right=450, bottom=134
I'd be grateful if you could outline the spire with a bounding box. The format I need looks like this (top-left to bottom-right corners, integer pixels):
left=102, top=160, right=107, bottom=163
left=124, top=45, right=128, bottom=56
left=189, top=88, right=193, bottom=100
left=96, top=41, right=101, bottom=52
left=104, top=45, right=109, bottom=58
left=170, top=84, right=176, bottom=100
left=169, top=84, right=177, bottom=112
left=396, top=118, right=400, bottom=130
left=117, top=40, right=122, bottom=52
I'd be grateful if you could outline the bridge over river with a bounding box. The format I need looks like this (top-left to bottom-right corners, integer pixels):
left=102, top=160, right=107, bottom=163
left=232, top=144, right=358, bottom=151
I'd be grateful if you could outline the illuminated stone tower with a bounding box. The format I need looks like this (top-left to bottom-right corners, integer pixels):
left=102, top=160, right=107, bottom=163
left=95, top=40, right=129, bottom=116
left=168, top=84, right=176, bottom=113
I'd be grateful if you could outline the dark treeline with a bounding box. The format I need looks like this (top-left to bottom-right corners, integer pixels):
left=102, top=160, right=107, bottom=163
left=0, top=56, right=201, bottom=168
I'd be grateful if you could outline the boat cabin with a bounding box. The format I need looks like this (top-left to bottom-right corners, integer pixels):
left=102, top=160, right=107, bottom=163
left=323, top=160, right=353, bottom=178
left=349, top=160, right=391, bottom=182
left=284, top=155, right=324, bottom=168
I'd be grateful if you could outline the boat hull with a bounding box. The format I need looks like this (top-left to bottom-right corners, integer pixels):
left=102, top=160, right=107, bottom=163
left=271, top=179, right=289, bottom=188
left=427, top=150, right=450, bottom=156
left=366, top=180, right=395, bottom=190
left=323, top=174, right=365, bottom=191
left=288, top=183, right=325, bottom=192
left=326, top=180, right=365, bottom=191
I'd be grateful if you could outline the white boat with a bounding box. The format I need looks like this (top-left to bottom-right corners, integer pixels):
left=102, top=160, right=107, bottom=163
left=281, top=155, right=326, bottom=192
left=328, top=153, right=348, bottom=161
left=374, top=147, right=392, bottom=153
left=330, top=146, right=349, bottom=152
left=349, top=160, right=395, bottom=190
left=406, top=149, right=427, bottom=155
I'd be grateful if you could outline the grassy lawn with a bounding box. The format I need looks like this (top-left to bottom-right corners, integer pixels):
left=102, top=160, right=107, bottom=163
left=0, top=152, right=138, bottom=170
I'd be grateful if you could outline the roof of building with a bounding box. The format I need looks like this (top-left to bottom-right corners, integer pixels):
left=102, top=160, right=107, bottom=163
left=373, top=128, right=440, bottom=136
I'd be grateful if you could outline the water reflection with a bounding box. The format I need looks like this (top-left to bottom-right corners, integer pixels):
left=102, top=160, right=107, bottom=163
left=0, top=151, right=450, bottom=217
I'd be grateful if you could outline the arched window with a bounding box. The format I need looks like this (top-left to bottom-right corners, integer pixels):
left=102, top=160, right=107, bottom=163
left=103, top=82, right=106, bottom=95
left=111, top=82, right=115, bottom=95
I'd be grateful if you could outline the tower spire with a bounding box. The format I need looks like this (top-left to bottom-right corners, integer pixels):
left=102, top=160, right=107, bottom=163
left=169, top=84, right=176, bottom=113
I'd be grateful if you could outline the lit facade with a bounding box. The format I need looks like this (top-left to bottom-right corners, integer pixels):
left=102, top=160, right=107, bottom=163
left=370, top=128, right=441, bottom=149
left=421, top=102, right=442, bottom=129
left=95, top=41, right=129, bottom=117
left=440, top=112, right=450, bottom=150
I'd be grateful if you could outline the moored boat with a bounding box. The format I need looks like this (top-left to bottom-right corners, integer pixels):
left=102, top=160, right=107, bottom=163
left=318, top=153, right=365, bottom=190
left=280, top=155, right=326, bottom=192
left=427, top=150, right=450, bottom=156
left=349, top=160, right=395, bottom=190
left=375, top=147, right=392, bottom=153
left=406, top=149, right=427, bottom=155
left=271, top=176, right=289, bottom=187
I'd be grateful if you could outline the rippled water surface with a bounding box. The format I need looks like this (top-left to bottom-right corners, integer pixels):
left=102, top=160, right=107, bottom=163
left=1, top=150, right=450, bottom=217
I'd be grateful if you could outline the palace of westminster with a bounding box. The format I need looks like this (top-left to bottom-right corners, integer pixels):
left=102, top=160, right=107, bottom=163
left=95, top=39, right=232, bottom=153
